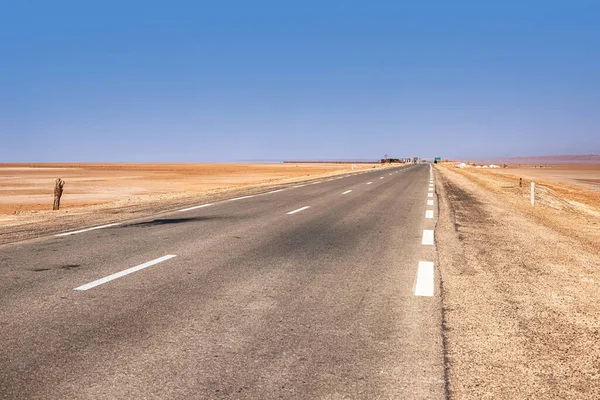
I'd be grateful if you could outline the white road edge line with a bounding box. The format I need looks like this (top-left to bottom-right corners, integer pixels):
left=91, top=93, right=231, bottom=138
left=178, top=203, right=214, bottom=212
left=287, top=206, right=311, bottom=215
left=294, top=184, right=306, bottom=188
left=55, top=223, right=122, bottom=237
left=427, top=199, right=434, bottom=206
left=229, top=195, right=255, bottom=201
left=425, top=210, right=434, bottom=219
left=414, top=261, right=434, bottom=296
left=74, top=255, right=177, bottom=291
left=267, top=189, right=285, bottom=194
left=422, top=230, right=434, bottom=245
left=342, top=190, right=352, bottom=195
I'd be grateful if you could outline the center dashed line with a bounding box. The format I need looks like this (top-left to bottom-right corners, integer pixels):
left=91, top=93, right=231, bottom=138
left=342, top=190, right=352, bottom=195
left=287, top=206, right=311, bottom=215
left=74, top=255, right=177, bottom=291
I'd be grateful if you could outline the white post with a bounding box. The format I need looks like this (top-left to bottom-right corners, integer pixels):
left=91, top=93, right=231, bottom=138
left=352, top=164, right=355, bottom=171
left=530, top=181, right=535, bottom=206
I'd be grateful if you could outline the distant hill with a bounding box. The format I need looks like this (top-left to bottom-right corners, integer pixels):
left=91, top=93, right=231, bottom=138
left=461, top=154, right=600, bottom=164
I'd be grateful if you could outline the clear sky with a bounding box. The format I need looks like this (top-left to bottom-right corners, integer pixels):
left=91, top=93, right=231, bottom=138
left=1, top=1, right=599, bottom=162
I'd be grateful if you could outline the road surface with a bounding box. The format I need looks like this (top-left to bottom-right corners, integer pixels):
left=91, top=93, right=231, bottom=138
left=0, top=164, right=444, bottom=399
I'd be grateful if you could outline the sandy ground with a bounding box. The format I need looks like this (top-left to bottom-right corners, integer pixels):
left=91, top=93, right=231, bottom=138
left=0, top=163, right=380, bottom=244
left=502, top=164, right=600, bottom=191
left=435, top=164, right=600, bottom=399
left=0, top=163, right=379, bottom=214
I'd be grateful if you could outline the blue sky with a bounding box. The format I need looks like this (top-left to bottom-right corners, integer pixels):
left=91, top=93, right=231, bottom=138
left=1, top=1, right=599, bottom=162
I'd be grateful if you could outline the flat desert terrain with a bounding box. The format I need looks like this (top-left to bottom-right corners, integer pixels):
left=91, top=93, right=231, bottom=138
left=450, top=163, right=600, bottom=217
left=0, top=163, right=377, bottom=215
left=0, top=162, right=380, bottom=243
left=504, top=163, right=600, bottom=190
left=435, top=163, right=600, bottom=399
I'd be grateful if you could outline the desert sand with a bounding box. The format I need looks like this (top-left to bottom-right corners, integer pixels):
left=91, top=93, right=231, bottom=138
left=435, top=163, right=600, bottom=399
left=504, top=164, right=600, bottom=190
left=0, top=163, right=377, bottom=215
left=0, top=162, right=381, bottom=244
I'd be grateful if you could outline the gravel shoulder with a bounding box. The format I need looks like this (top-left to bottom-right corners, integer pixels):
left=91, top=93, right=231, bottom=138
left=435, top=165, right=600, bottom=399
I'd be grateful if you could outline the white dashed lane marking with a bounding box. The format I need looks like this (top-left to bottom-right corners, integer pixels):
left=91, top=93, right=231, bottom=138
left=287, top=206, right=311, bottom=215
left=425, top=210, right=434, bottom=219
left=342, top=190, right=352, bottom=195
left=427, top=199, right=434, bottom=206
left=422, top=230, right=434, bottom=245
left=414, top=261, right=434, bottom=297
left=74, top=255, right=177, bottom=291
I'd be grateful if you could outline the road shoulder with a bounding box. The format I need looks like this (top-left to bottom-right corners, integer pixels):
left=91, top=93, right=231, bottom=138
left=435, top=165, right=600, bottom=399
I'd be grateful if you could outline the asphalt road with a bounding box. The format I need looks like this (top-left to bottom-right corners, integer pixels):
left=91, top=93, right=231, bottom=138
left=0, top=164, right=444, bottom=399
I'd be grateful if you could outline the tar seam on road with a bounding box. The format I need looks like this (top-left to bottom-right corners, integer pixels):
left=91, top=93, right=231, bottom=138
left=73, top=255, right=177, bottom=291
left=414, top=261, right=434, bottom=296
left=287, top=206, right=311, bottom=215
left=55, top=223, right=122, bottom=237
left=178, top=203, right=214, bottom=212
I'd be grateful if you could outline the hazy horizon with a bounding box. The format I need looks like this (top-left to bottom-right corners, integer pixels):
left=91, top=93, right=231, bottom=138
left=2, top=1, right=599, bottom=162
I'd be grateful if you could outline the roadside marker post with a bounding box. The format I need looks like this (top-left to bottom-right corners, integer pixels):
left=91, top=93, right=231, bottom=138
left=531, top=181, right=535, bottom=206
